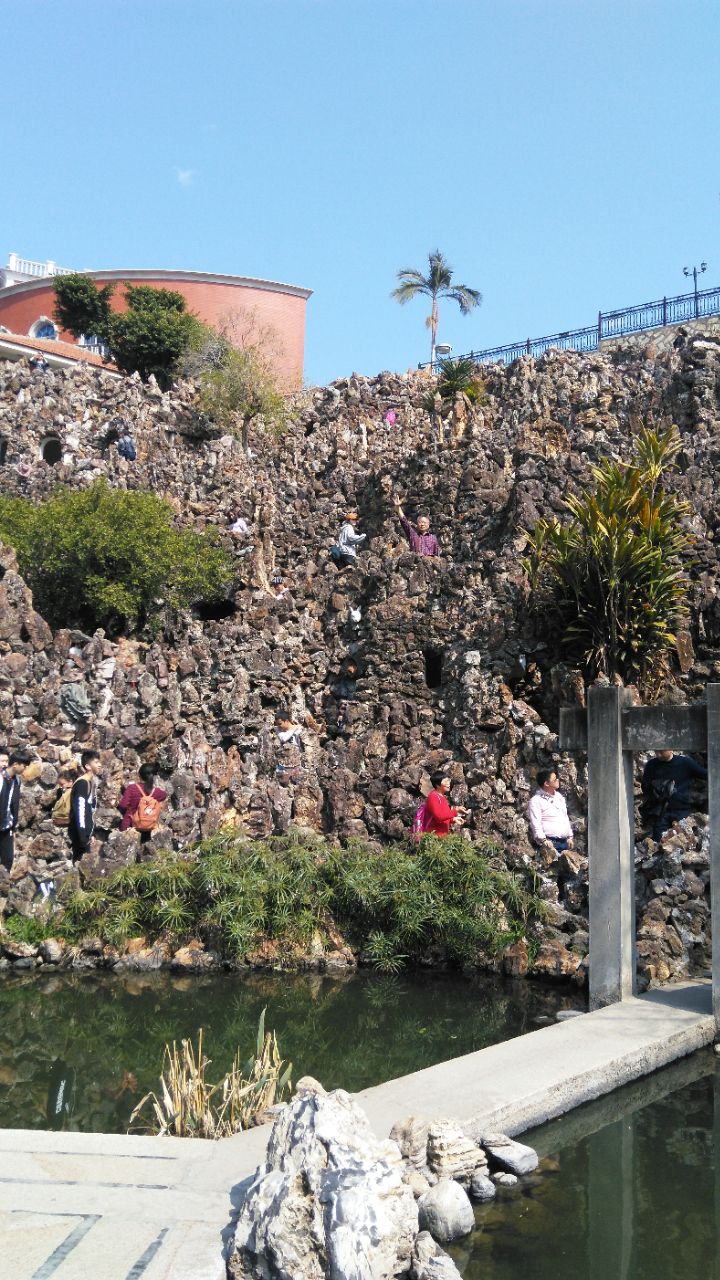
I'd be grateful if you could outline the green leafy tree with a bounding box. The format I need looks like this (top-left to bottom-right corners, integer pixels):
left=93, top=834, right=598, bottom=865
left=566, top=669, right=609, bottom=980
left=524, top=425, right=691, bottom=689
left=53, top=273, right=115, bottom=342
left=391, top=249, right=482, bottom=364
left=106, top=285, right=202, bottom=387
left=52, top=278, right=201, bottom=387
left=0, top=480, right=233, bottom=633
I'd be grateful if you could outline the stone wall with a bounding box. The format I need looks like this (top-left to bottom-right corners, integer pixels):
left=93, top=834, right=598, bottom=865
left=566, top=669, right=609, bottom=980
left=1, top=332, right=720, bottom=981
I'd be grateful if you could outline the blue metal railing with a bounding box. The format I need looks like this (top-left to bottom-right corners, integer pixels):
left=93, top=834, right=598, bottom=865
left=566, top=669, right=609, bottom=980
left=420, top=284, right=720, bottom=370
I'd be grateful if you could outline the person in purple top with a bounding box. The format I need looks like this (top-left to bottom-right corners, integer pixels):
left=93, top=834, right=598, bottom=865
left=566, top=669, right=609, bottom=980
left=393, top=494, right=440, bottom=557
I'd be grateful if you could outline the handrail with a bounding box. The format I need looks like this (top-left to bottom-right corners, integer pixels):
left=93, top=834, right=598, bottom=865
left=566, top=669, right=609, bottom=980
left=420, top=284, right=720, bottom=370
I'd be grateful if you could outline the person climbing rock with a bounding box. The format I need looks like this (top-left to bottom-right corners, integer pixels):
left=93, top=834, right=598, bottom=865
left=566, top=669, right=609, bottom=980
left=0, top=749, right=33, bottom=872
left=119, top=763, right=168, bottom=843
left=393, top=494, right=440, bottom=557
left=331, top=511, right=366, bottom=568
left=68, top=749, right=103, bottom=864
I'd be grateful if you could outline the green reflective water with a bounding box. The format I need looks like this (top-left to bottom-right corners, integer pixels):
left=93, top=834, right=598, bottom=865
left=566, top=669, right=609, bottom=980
left=0, top=968, right=577, bottom=1134
left=451, top=1049, right=719, bottom=1280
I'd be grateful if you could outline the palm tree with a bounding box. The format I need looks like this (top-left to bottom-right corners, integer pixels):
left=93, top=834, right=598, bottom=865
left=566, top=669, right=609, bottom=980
left=391, top=249, right=482, bottom=364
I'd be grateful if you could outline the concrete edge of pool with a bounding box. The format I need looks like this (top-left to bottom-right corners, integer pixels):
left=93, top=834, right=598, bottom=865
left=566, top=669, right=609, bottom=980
left=0, top=979, right=713, bottom=1280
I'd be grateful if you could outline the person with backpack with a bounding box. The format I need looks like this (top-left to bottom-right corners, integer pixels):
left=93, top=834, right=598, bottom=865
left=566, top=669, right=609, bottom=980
left=0, top=749, right=33, bottom=871
left=330, top=511, right=366, bottom=569
left=414, top=772, right=469, bottom=840
left=117, top=431, right=137, bottom=462
left=68, top=749, right=103, bottom=863
left=51, top=766, right=78, bottom=830
left=119, top=763, right=167, bottom=842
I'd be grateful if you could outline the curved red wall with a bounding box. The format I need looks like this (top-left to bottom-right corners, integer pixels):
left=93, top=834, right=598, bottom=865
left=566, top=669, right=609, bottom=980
left=0, top=273, right=309, bottom=388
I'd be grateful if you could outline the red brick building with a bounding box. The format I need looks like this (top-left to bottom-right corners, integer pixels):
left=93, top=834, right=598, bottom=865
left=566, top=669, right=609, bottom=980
left=0, top=255, right=312, bottom=387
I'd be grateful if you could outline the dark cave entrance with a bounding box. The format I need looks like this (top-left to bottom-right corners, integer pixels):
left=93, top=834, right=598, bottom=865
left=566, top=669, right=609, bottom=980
left=424, top=648, right=444, bottom=689
left=195, top=598, right=237, bottom=622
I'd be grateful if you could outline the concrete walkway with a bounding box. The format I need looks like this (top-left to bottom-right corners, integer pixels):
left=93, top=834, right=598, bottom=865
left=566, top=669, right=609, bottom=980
left=0, top=980, right=713, bottom=1280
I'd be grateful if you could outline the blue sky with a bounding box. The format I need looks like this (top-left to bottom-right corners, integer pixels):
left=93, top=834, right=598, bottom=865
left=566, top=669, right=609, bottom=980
left=3, top=0, right=718, bottom=386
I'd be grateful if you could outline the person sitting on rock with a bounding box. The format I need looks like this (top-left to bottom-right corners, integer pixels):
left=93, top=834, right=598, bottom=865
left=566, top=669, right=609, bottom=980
left=119, top=763, right=168, bottom=844
left=527, top=768, right=574, bottom=853
left=228, top=514, right=254, bottom=558
left=0, top=749, right=33, bottom=872
left=331, top=511, right=366, bottom=568
left=392, top=494, right=440, bottom=557
left=424, top=772, right=469, bottom=837
left=68, top=749, right=103, bottom=864
left=269, top=575, right=291, bottom=599
left=640, top=749, right=707, bottom=842
left=274, top=712, right=306, bottom=782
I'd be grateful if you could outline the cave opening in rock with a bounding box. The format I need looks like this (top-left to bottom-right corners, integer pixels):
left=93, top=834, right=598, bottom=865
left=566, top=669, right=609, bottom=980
left=40, top=436, right=62, bottom=465
left=423, top=648, right=443, bottom=689
left=0, top=439, right=7, bottom=465
left=195, top=598, right=237, bottom=621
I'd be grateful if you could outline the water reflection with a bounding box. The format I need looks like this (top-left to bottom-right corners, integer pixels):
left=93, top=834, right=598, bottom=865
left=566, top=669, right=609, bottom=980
left=452, top=1049, right=719, bottom=1280
left=0, top=968, right=578, bottom=1134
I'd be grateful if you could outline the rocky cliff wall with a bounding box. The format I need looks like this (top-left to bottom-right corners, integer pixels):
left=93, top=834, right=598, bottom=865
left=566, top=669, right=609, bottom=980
left=1, top=330, right=720, bottom=981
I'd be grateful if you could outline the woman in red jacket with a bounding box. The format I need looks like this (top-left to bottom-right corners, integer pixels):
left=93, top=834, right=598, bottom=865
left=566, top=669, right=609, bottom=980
left=424, top=773, right=470, bottom=836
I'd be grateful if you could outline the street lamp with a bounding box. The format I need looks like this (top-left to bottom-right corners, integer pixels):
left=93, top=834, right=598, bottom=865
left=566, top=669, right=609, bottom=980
left=683, top=262, right=707, bottom=318
left=435, top=343, right=452, bottom=357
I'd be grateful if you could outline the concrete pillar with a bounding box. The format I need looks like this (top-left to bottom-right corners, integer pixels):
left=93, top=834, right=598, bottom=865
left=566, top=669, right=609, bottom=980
left=707, top=684, right=720, bottom=1036
left=587, top=686, right=636, bottom=1009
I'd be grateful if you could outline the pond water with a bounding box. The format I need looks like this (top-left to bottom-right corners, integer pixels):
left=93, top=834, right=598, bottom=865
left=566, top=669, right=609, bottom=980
left=0, top=968, right=579, bottom=1134
left=450, top=1048, right=719, bottom=1280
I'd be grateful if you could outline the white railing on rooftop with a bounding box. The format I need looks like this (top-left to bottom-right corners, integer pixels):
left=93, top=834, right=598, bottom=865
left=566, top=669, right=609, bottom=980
left=6, top=253, right=73, bottom=278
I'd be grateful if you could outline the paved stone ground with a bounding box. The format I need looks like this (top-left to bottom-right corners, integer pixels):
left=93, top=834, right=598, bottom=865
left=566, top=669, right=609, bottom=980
left=0, top=980, right=713, bottom=1280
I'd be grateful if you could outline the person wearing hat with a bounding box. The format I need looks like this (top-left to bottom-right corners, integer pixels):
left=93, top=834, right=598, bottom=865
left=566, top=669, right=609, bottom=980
left=270, top=575, right=290, bottom=599
left=333, top=510, right=366, bottom=569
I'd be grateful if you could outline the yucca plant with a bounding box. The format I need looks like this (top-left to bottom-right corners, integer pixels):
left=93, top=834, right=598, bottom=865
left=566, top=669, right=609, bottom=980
left=524, top=424, right=691, bottom=690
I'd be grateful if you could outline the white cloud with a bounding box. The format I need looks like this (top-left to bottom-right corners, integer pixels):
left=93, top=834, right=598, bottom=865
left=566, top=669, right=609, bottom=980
left=175, top=168, right=196, bottom=188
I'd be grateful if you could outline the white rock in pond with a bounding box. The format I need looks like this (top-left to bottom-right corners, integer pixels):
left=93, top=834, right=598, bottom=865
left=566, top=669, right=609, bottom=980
left=481, top=1132, right=539, bottom=1176
left=491, top=1171, right=518, bottom=1186
left=469, top=1170, right=496, bottom=1202
left=555, top=1008, right=585, bottom=1021
left=417, top=1178, right=475, bottom=1244
left=231, top=1087, right=418, bottom=1280
left=410, top=1230, right=464, bottom=1279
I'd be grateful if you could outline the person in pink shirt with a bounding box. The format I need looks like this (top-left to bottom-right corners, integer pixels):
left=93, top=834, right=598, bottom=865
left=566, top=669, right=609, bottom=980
left=527, top=769, right=574, bottom=852
left=424, top=773, right=470, bottom=836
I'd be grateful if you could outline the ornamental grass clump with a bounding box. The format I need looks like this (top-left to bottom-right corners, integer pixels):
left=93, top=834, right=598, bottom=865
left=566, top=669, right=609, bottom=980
left=129, top=1011, right=292, bottom=1138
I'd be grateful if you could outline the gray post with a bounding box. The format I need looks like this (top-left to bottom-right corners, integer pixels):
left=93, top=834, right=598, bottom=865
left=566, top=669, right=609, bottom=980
left=587, top=686, right=636, bottom=1009
left=707, top=685, right=720, bottom=1036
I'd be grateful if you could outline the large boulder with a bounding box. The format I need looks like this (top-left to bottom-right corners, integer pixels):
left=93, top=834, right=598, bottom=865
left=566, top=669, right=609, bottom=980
left=417, top=1179, right=474, bottom=1245
left=230, top=1083, right=418, bottom=1280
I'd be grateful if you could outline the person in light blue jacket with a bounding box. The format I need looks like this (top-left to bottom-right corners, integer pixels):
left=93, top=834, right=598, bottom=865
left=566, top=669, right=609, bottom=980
left=333, top=510, right=366, bottom=568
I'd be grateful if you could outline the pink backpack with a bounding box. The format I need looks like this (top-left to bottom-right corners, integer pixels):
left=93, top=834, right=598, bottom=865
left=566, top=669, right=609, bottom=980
left=411, top=801, right=432, bottom=842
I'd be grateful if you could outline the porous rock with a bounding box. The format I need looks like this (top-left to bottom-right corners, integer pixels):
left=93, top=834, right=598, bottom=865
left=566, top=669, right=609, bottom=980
left=229, top=1087, right=418, bottom=1280
left=426, top=1119, right=486, bottom=1182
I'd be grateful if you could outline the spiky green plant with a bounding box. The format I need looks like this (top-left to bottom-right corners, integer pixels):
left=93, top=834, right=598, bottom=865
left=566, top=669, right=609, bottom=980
left=524, top=424, right=691, bottom=690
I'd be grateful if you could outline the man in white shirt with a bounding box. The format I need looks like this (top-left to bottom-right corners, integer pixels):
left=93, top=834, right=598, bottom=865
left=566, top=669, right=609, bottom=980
left=527, top=768, right=574, bottom=853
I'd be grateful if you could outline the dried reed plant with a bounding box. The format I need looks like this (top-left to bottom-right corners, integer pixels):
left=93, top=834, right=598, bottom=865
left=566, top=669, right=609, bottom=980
left=129, top=1010, right=292, bottom=1138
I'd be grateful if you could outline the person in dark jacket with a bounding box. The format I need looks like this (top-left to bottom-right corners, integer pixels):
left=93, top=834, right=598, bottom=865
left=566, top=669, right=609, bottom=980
left=641, top=749, right=708, bottom=841
left=0, top=750, right=32, bottom=871
left=119, top=763, right=167, bottom=843
left=68, top=749, right=103, bottom=863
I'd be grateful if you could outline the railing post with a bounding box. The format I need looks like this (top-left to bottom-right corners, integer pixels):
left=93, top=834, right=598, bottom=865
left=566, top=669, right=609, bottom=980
left=598, top=311, right=602, bottom=344
left=662, top=297, right=667, bottom=327
left=526, top=338, right=531, bottom=354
